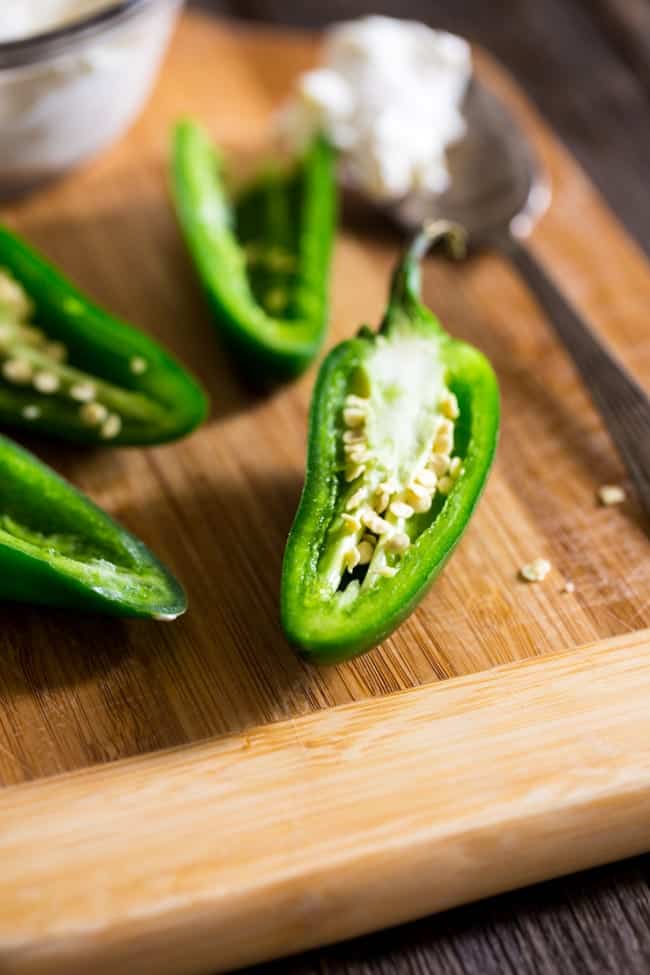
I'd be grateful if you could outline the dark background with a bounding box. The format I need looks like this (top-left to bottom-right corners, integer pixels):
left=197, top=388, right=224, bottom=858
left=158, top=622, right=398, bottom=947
left=191, top=1, right=650, bottom=972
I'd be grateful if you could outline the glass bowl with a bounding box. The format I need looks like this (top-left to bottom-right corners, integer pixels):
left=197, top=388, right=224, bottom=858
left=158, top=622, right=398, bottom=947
left=0, top=0, right=184, bottom=198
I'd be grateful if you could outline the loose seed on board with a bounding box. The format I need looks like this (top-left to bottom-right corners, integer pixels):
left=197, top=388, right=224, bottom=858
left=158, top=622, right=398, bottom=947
left=519, top=558, right=551, bottom=583
left=33, top=371, right=60, bottom=394
left=80, top=401, right=108, bottom=427
left=2, top=358, right=33, bottom=384
left=100, top=414, right=122, bottom=440
left=597, top=484, right=625, bottom=506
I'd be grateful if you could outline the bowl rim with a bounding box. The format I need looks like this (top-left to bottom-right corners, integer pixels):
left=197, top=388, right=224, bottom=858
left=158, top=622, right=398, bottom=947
left=0, top=0, right=170, bottom=69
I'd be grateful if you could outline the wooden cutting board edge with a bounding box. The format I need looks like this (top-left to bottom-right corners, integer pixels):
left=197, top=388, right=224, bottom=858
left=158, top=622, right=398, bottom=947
left=2, top=628, right=650, bottom=975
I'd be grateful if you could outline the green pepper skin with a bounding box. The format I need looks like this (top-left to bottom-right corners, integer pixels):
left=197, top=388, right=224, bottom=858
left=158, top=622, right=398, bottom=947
left=0, top=225, right=208, bottom=445
left=281, top=226, right=500, bottom=663
left=171, top=120, right=337, bottom=380
left=0, top=435, right=186, bottom=619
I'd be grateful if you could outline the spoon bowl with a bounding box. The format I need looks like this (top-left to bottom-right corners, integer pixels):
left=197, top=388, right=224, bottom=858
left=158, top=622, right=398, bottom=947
left=391, top=79, right=550, bottom=247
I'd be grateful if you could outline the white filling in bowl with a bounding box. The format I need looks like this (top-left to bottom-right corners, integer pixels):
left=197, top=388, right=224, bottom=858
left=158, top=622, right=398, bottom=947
left=0, top=0, right=182, bottom=197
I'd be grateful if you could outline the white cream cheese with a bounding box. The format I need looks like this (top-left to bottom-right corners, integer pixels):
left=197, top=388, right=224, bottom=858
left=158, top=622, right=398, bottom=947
left=0, top=1, right=116, bottom=42
left=280, top=16, right=472, bottom=202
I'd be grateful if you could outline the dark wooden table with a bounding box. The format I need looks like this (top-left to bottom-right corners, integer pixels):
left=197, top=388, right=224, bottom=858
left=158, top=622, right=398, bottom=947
left=192, top=1, right=650, bottom=972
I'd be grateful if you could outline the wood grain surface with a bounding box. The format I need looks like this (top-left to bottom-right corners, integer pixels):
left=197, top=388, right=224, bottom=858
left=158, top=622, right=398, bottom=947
left=3, top=629, right=650, bottom=975
left=0, top=12, right=649, bottom=790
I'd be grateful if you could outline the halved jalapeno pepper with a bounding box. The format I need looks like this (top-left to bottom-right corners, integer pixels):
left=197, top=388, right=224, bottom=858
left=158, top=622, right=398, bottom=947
left=0, top=225, right=207, bottom=445
left=171, top=119, right=336, bottom=380
left=282, top=223, right=500, bottom=663
left=0, top=434, right=185, bottom=619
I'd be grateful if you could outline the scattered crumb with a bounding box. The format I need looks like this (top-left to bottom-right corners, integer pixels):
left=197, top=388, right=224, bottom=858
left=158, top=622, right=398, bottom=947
left=562, top=580, right=575, bottom=594
left=597, top=484, right=626, bottom=506
left=519, top=558, right=552, bottom=583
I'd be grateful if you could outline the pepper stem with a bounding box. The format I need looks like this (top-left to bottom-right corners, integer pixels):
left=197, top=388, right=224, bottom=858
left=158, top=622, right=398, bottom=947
left=382, top=220, right=467, bottom=333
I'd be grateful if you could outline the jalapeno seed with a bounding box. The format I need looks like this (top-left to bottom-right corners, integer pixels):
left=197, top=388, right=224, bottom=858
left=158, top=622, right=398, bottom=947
left=100, top=414, right=122, bottom=440
left=69, top=382, right=96, bottom=402
left=21, top=404, right=41, bottom=420
left=80, top=402, right=109, bottom=427
left=130, top=356, right=148, bottom=375
left=2, top=357, right=33, bottom=384
left=33, top=371, right=60, bottom=394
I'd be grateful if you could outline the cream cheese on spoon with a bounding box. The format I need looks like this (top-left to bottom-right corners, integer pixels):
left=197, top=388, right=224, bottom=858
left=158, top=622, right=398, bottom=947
left=280, top=16, right=472, bottom=202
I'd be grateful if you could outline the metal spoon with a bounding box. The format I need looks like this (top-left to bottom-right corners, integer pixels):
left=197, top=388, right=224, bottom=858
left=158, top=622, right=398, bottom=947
left=392, top=79, right=650, bottom=520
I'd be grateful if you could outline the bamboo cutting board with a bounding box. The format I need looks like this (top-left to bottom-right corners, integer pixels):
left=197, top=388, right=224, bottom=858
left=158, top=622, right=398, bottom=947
left=1, top=11, right=650, bottom=974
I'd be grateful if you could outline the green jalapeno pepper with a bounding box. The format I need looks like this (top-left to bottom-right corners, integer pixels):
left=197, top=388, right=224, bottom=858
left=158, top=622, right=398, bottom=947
left=0, top=434, right=185, bottom=618
left=171, top=119, right=336, bottom=380
left=281, top=223, right=500, bottom=663
left=0, top=225, right=207, bottom=445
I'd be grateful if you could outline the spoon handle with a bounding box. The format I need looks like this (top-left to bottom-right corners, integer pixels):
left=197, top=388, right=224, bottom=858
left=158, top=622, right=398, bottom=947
left=501, top=233, right=650, bottom=519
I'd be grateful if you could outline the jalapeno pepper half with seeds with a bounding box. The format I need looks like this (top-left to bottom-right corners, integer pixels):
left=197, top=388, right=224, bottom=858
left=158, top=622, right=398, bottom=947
left=171, top=119, right=336, bottom=380
left=0, top=435, right=185, bottom=618
left=0, top=225, right=207, bottom=445
left=281, top=223, right=500, bottom=663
